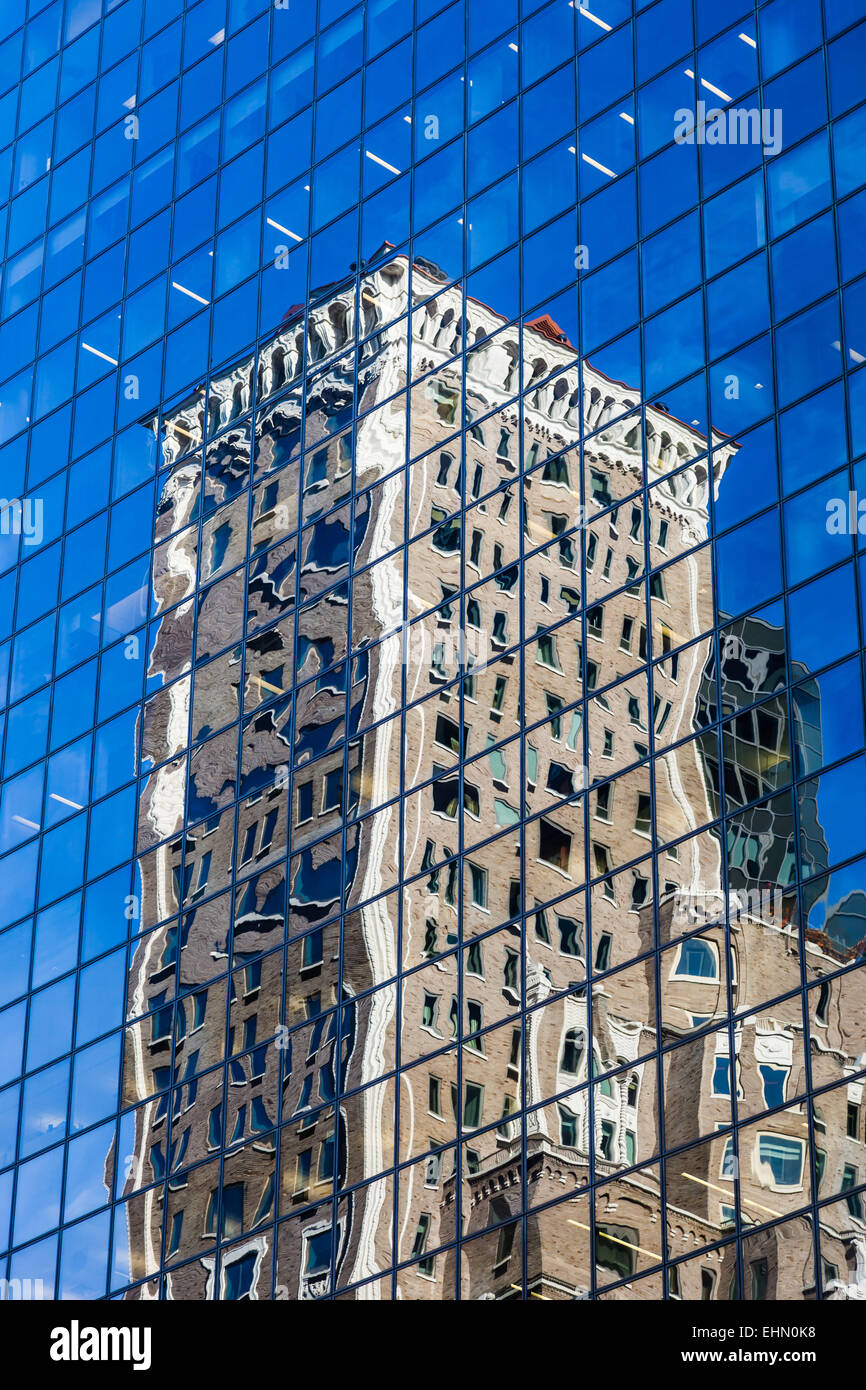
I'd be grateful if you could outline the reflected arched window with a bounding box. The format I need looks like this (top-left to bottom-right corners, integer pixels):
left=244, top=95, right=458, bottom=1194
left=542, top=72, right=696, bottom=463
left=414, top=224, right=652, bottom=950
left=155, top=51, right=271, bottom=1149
left=674, top=937, right=718, bottom=979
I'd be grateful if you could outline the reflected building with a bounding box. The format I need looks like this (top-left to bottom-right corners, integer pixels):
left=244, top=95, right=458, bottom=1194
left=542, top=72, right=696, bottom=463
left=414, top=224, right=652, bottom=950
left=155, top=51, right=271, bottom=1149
left=3, top=0, right=866, bottom=1320
left=113, top=250, right=866, bottom=1302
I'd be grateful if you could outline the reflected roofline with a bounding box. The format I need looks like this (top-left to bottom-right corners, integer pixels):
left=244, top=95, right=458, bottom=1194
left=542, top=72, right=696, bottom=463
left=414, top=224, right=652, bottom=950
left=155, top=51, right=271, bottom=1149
left=143, top=240, right=737, bottom=457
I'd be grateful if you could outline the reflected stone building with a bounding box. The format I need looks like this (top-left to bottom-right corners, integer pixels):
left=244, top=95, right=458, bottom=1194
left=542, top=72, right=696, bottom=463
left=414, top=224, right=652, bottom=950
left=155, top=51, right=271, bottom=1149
left=114, top=251, right=866, bottom=1301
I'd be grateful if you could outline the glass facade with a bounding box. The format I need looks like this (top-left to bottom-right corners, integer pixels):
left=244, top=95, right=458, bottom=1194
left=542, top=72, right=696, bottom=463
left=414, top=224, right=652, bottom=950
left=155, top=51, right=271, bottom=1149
left=0, top=0, right=865, bottom=1304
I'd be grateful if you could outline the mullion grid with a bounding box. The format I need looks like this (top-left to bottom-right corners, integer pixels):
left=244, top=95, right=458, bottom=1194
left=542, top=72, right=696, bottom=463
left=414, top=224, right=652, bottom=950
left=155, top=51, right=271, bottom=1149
left=1, top=0, right=866, bottom=1301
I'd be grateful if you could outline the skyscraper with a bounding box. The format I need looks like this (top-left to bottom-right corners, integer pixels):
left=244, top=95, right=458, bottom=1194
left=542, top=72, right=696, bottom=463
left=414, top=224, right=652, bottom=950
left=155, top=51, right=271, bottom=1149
left=1, top=0, right=865, bottom=1303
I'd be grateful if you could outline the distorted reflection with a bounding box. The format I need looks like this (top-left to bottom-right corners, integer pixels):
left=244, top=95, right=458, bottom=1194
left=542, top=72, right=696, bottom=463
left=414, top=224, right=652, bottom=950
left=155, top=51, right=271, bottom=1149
left=111, top=249, right=866, bottom=1302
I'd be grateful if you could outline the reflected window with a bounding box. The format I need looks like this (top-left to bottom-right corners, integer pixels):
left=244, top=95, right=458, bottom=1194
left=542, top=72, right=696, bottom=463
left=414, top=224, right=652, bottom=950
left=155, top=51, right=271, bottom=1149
left=425, top=1149, right=441, bottom=1188
left=599, top=1119, right=615, bottom=1160
left=842, top=1164, right=863, bottom=1219
left=466, top=1001, right=483, bottom=1048
left=596, top=1225, right=637, bottom=1280
left=595, top=782, right=612, bottom=822
left=711, top=1057, right=731, bottom=1097
left=221, top=1183, right=244, bottom=1240
left=168, top=1212, right=183, bottom=1258
left=493, top=1220, right=516, bottom=1271
left=304, top=1230, right=331, bottom=1278
left=421, top=994, right=439, bottom=1031
left=595, top=933, right=612, bottom=972
left=559, top=1106, right=578, bottom=1148
left=756, top=1135, right=805, bottom=1190
left=560, top=1028, right=584, bottom=1076
left=411, top=1213, right=434, bottom=1278
left=536, top=630, right=560, bottom=669
left=301, top=931, right=323, bottom=971
left=674, top=938, right=718, bottom=980
left=539, top=819, right=571, bottom=872
left=223, top=1252, right=257, bottom=1301
left=759, top=1065, right=788, bottom=1109
left=557, top=916, right=581, bottom=957
left=469, top=864, right=488, bottom=909
left=750, top=1258, right=768, bottom=1301
left=428, top=1076, right=442, bottom=1116
left=463, top=1083, right=483, bottom=1128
